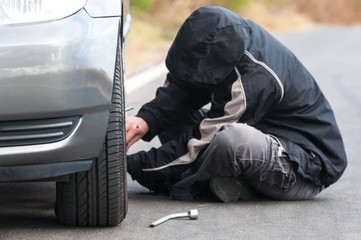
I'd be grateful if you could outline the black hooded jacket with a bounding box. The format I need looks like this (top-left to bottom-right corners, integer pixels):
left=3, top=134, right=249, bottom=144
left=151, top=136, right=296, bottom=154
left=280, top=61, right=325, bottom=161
left=130, top=6, right=347, bottom=195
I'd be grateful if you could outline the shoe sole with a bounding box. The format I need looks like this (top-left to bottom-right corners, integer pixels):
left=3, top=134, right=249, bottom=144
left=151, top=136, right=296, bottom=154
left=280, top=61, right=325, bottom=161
left=209, top=176, right=243, bottom=203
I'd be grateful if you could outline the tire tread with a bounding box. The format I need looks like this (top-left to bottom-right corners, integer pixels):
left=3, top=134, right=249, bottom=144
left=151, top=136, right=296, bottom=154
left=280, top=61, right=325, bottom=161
left=55, top=40, right=127, bottom=226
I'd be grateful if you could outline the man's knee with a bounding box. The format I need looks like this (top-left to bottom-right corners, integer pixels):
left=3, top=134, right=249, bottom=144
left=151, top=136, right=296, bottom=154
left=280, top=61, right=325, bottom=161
left=212, top=125, right=235, bottom=149
left=213, top=123, right=264, bottom=152
left=214, top=124, right=273, bottom=176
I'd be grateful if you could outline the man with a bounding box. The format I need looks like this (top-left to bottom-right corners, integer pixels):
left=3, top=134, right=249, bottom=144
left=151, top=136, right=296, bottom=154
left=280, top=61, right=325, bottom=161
left=125, top=6, right=347, bottom=202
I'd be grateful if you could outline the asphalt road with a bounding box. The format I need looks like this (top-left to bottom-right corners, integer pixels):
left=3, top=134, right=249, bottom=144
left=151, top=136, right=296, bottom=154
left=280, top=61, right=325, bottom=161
left=1, top=26, right=361, bottom=240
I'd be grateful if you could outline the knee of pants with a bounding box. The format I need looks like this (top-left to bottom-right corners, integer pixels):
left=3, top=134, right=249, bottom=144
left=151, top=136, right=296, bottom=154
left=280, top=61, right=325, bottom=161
left=214, top=124, right=272, bottom=176
left=211, top=125, right=240, bottom=153
left=213, top=124, right=264, bottom=153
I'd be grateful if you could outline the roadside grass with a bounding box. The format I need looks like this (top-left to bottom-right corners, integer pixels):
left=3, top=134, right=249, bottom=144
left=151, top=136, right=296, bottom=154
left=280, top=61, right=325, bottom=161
left=125, top=0, right=361, bottom=75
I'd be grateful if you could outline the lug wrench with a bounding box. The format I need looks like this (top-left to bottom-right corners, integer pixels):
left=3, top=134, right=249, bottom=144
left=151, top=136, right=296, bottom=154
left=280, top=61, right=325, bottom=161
left=149, top=209, right=198, bottom=227
left=125, top=106, right=134, bottom=112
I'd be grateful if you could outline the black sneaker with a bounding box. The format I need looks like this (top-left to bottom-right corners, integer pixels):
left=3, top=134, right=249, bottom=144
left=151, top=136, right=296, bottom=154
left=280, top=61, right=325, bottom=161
left=209, top=176, right=254, bottom=203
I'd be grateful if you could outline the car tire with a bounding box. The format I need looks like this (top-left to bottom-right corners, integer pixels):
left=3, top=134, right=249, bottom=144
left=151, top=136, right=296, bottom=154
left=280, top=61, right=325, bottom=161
left=55, top=45, right=127, bottom=226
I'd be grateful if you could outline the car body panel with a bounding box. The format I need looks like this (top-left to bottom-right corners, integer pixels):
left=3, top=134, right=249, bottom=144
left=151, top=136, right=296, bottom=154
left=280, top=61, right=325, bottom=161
left=84, top=0, right=121, bottom=17
left=0, top=9, right=119, bottom=120
left=0, top=6, right=128, bottom=173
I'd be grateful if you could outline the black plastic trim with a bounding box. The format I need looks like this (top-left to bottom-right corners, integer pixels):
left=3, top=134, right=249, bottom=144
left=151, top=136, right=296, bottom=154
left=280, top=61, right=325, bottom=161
left=0, top=160, right=93, bottom=182
left=0, top=116, right=80, bottom=147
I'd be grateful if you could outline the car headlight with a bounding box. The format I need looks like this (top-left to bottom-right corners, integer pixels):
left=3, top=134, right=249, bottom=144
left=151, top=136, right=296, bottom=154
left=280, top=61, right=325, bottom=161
left=0, top=0, right=87, bottom=25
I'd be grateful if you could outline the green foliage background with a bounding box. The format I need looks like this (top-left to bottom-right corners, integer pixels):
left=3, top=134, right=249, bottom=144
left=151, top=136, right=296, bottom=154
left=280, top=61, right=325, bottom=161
left=126, top=0, right=361, bottom=73
left=130, top=0, right=361, bottom=24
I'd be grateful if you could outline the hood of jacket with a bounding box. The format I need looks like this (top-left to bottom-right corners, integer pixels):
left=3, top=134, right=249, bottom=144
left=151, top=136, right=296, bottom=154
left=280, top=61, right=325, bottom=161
left=165, top=6, right=249, bottom=85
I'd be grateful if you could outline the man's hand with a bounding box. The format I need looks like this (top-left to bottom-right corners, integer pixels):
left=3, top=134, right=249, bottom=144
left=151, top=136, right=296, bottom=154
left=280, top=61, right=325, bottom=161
left=125, top=116, right=149, bottom=150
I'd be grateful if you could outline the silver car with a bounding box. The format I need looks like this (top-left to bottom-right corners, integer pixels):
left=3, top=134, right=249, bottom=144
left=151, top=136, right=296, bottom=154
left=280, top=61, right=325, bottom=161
left=0, top=0, right=131, bottom=226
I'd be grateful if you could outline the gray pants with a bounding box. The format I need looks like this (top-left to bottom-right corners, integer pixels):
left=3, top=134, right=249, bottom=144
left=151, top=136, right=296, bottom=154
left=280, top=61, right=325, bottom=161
left=196, top=123, right=322, bottom=200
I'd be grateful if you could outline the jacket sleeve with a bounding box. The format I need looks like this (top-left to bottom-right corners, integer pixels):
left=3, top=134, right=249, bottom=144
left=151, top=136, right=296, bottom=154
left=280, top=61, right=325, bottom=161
left=136, top=73, right=211, bottom=141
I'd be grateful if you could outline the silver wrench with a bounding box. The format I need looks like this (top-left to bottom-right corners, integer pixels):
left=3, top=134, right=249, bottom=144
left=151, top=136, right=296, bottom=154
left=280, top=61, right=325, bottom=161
left=149, top=209, right=198, bottom=227
left=125, top=106, right=134, bottom=112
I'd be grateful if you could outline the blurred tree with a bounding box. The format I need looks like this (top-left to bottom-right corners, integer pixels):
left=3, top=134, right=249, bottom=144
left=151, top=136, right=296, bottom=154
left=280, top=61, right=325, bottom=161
left=216, top=0, right=254, bottom=11
left=131, top=0, right=153, bottom=11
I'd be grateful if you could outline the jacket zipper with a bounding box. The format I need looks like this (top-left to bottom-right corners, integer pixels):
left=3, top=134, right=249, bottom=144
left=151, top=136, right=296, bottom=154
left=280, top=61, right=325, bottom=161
left=268, top=134, right=286, bottom=157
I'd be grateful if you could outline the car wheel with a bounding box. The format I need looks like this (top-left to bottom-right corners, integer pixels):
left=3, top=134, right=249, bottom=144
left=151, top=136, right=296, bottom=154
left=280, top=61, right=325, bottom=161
left=55, top=45, right=127, bottom=226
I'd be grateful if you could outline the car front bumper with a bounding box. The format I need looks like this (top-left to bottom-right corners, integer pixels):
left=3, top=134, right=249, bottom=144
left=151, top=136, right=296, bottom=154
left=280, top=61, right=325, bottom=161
left=0, top=9, right=121, bottom=167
